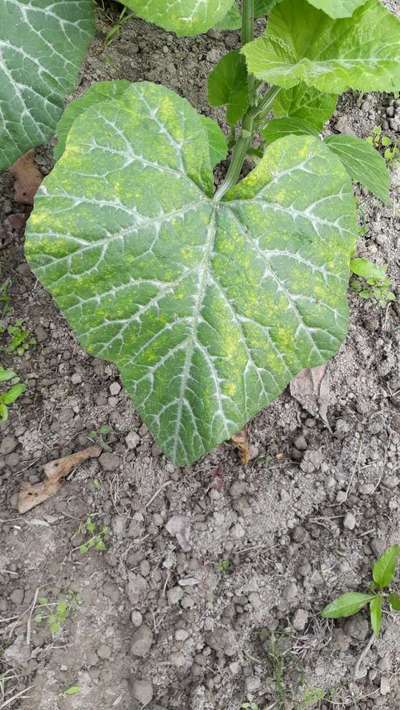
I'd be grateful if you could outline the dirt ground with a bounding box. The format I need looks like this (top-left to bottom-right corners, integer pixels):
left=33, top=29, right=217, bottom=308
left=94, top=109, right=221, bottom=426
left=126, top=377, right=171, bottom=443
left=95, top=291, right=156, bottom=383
left=1, top=3, right=400, bottom=709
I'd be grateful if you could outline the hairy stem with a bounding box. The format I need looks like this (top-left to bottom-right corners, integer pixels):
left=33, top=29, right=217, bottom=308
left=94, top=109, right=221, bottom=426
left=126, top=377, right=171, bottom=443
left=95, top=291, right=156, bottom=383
left=215, top=86, right=280, bottom=201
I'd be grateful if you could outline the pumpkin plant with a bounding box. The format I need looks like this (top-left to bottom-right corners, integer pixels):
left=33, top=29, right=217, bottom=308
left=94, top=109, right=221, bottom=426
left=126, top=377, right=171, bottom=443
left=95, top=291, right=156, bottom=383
left=1, top=0, right=399, bottom=464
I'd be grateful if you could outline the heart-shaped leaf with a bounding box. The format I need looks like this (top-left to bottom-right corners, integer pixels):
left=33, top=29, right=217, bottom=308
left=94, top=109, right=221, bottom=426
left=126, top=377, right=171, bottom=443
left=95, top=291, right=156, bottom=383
left=242, top=0, right=400, bottom=93
left=373, top=545, right=400, bottom=589
left=321, top=592, right=375, bottom=618
left=324, top=135, right=390, bottom=204
left=0, top=0, right=94, bottom=171
left=121, top=0, right=235, bottom=35
left=25, top=82, right=357, bottom=465
left=307, top=0, right=368, bottom=17
left=208, top=51, right=249, bottom=126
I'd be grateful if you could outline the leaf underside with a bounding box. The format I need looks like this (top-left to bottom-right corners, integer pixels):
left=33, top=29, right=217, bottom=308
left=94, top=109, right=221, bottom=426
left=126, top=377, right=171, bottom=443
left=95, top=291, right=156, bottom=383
left=25, top=82, right=357, bottom=465
left=0, top=0, right=94, bottom=171
left=121, top=0, right=235, bottom=35
left=242, top=0, right=400, bottom=93
left=307, top=0, right=369, bottom=18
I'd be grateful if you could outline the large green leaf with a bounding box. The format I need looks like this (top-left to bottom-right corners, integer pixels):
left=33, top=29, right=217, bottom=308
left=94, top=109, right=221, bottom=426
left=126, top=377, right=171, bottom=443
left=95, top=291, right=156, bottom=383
left=25, top=82, right=358, bottom=465
left=0, top=0, right=94, bottom=171
left=215, top=3, right=241, bottom=30
left=307, top=0, right=368, bottom=17
left=272, top=85, right=337, bottom=132
left=208, top=51, right=249, bottom=126
left=121, top=0, right=235, bottom=35
left=325, top=135, right=390, bottom=203
left=242, top=0, right=400, bottom=93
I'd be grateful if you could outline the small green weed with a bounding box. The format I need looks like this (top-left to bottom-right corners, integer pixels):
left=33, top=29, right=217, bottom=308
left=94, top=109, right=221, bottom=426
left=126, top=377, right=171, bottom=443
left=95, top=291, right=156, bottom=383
left=241, top=704, right=259, bottom=710
left=367, top=126, right=399, bottom=163
left=0, top=366, right=26, bottom=422
left=0, top=279, right=11, bottom=317
left=79, top=515, right=109, bottom=554
left=34, top=591, right=79, bottom=636
left=87, top=424, right=112, bottom=451
left=321, top=544, right=400, bottom=637
left=102, top=5, right=133, bottom=46
left=63, top=685, right=81, bottom=696
left=1, top=319, right=36, bottom=355
left=301, top=687, right=326, bottom=708
left=350, top=257, right=396, bottom=306
left=217, top=559, right=232, bottom=574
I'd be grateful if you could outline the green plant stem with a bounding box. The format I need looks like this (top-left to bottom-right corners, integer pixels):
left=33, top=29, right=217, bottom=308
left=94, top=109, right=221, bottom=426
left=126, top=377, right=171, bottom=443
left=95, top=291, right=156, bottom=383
left=242, top=0, right=256, bottom=102
left=215, top=86, right=280, bottom=201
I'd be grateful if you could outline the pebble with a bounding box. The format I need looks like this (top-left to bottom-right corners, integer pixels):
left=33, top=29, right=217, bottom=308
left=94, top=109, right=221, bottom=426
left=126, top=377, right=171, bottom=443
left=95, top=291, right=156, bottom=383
left=10, top=589, right=24, bottom=605
left=359, top=483, right=375, bottom=495
left=111, top=515, right=126, bottom=537
left=167, top=586, right=184, bottom=605
left=125, top=431, right=140, bottom=450
left=130, top=678, right=153, bottom=706
left=71, top=372, right=82, bottom=384
left=99, top=452, right=120, bottom=471
left=292, top=608, right=308, bottom=631
left=109, top=381, right=121, bottom=396
left=344, top=616, right=369, bottom=641
left=130, top=625, right=154, bottom=657
left=380, top=677, right=391, bottom=696
left=343, top=512, right=356, bottom=530
left=175, top=629, right=190, bottom=642
left=0, top=435, right=17, bottom=455
left=130, top=610, right=143, bottom=627
left=245, top=676, right=261, bottom=693
left=294, top=435, right=307, bottom=451
left=383, top=476, right=400, bottom=490
left=126, top=573, right=147, bottom=606
left=97, top=644, right=112, bottom=660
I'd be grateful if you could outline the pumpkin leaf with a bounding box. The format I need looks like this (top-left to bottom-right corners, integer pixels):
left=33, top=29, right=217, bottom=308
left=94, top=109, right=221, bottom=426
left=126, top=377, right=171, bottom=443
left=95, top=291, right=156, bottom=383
left=272, top=84, right=338, bottom=132
left=215, top=3, right=241, bottom=30
left=120, top=0, right=236, bottom=35
left=200, top=116, right=228, bottom=168
left=324, top=135, right=390, bottom=203
left=307, top=0, right=369, bottom=18
left=25, top=82, right=358, bottom=465
left=208, top=51, right=250, bottom=125
left=0, top=0, right=94, bottom=171
left=321, top=592, right=375, bottom=618
left=263, top=117, right=319, bottom=144
left=242, top=0, right=400, bottom=93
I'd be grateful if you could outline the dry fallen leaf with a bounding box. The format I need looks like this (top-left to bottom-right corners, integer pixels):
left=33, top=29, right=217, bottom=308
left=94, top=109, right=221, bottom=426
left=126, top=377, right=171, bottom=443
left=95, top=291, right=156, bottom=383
left=290, top=364, right=330, bottom=426
left=17, top=445, right=101, bottom=514
left=9, top=150, right=43, bottom=205
left=231, top=428, right=250, bottom=464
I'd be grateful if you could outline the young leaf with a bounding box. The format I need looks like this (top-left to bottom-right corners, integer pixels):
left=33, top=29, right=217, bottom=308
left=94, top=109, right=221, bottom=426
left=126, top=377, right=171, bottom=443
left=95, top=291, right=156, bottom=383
left=272, top=85, right=337, bottom=132
left=389, top=593, right=400, bottom=611
left=55, top=81, right=131, bottom=162
left=0, top=368, right=16, bottom=383
left=0, top=403, right=9, bottom=422
left=263, top=118, right=319, bottom=145
left=64, top=686, right=81, bottom=696
left=0, top=0, right=95, bottom=171
left=242, top=0, right=400, bottom=93
left=255, top=0, right=284, bottom=14
left=372, top=545, right=400, bottom=589
left=370, top=596, right=382, bottom=637
left=324, top=135, right=390, bottom=203
left=215, top=3, right=241, bottom=30
left=306, top=0, right=368, bottom=18
left=25, top=82, right=358, bottom=465
left=2, top=383, right=26, bottom=405
left=350, top=258, right=387, bottom=281
left=200, top=116, right=228, bottom=168
left=321, top=592, right=375, bottom=618
left=120, top=0, right=235, bottom=36
left=208, top=51, right=249, bottom=126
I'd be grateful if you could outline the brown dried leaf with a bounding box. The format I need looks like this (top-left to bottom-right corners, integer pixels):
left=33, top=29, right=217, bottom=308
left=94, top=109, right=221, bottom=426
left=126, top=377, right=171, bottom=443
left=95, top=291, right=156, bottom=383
left=290, top=364, right=330, bottom=425
left=231, top=428, right=250, bottom=465
left=17, top=446, right=101, bottom=514
left=9, top=150, right=43, bottom=205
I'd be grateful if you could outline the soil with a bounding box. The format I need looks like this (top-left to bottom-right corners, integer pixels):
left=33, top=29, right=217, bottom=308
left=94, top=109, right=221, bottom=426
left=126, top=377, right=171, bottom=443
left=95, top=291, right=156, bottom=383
left=1, top=3, right=400, bottom=709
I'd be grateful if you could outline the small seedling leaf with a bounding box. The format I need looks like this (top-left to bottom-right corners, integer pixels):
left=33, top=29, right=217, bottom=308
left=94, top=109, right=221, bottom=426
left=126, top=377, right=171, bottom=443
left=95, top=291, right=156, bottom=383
left=2, top=383, right=26, bottom=405
left=0, top=368, right=16, bottom=383
left=350, top=258, right=387, bottom=281
left=373, top=545, right=400, bottom=588
left=64, top=686, right=81, bottom=696
left=325, top=135, right=390, bottom=203
left=389, top=593, right=400, bottom=611
left=369, top=595, right=382, bottom=636
left=321, top=592, right=374, bottom=618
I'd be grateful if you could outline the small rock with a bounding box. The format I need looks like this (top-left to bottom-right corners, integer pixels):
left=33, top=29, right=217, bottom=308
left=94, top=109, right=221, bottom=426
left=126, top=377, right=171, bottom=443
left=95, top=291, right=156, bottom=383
left=175, top=629, right=190, bottom=642
left=343, top=512, right=356, bottom=530
left=292, top=608, right=308, bottom=631
left=245, top=676, right=261, bottom=693
left=0, top=435, right=17, bottom=455
left=130, top=625, right=153, bottom=657
left=126, top=573, right=147, bottom=606
left=344, top=616, right=369, bottom=641
left=71, top=372, right=82, bottom=385
left=231, top=523, right=245, bottom=539
left=383, top=476, right=400, bottom=490
left=229, top=661, right=241, bottom=675
left=125, top=431, right=140, bottom=450
left=167, top=586, right=184, bottom=605
left=111, top=515, right=126, bottom=537
left=99, top=452, right=120, bottom=471
left=248, top=592, right=262, bottom=609
left=109, top=381, right=121, bottom=396
left=206, top=629, right=236, bottom=656
left=294, top=435, right=307, bottom=451
left=359, top=483, right=375, bottom=495
left=10, top=589, right=24, bottom=605
left=165, top=515, right=192, bottom=552
left=130, top=610, right=143, bottom=627
left=335, top=116, right=355, bottom=135
left=300, top=449, right=323, bottom=473
left=97, top=644, right=111, bottom=660
left=380, top=677, right=391, bottom=696
left=130, top=678, right=153, bottom=706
